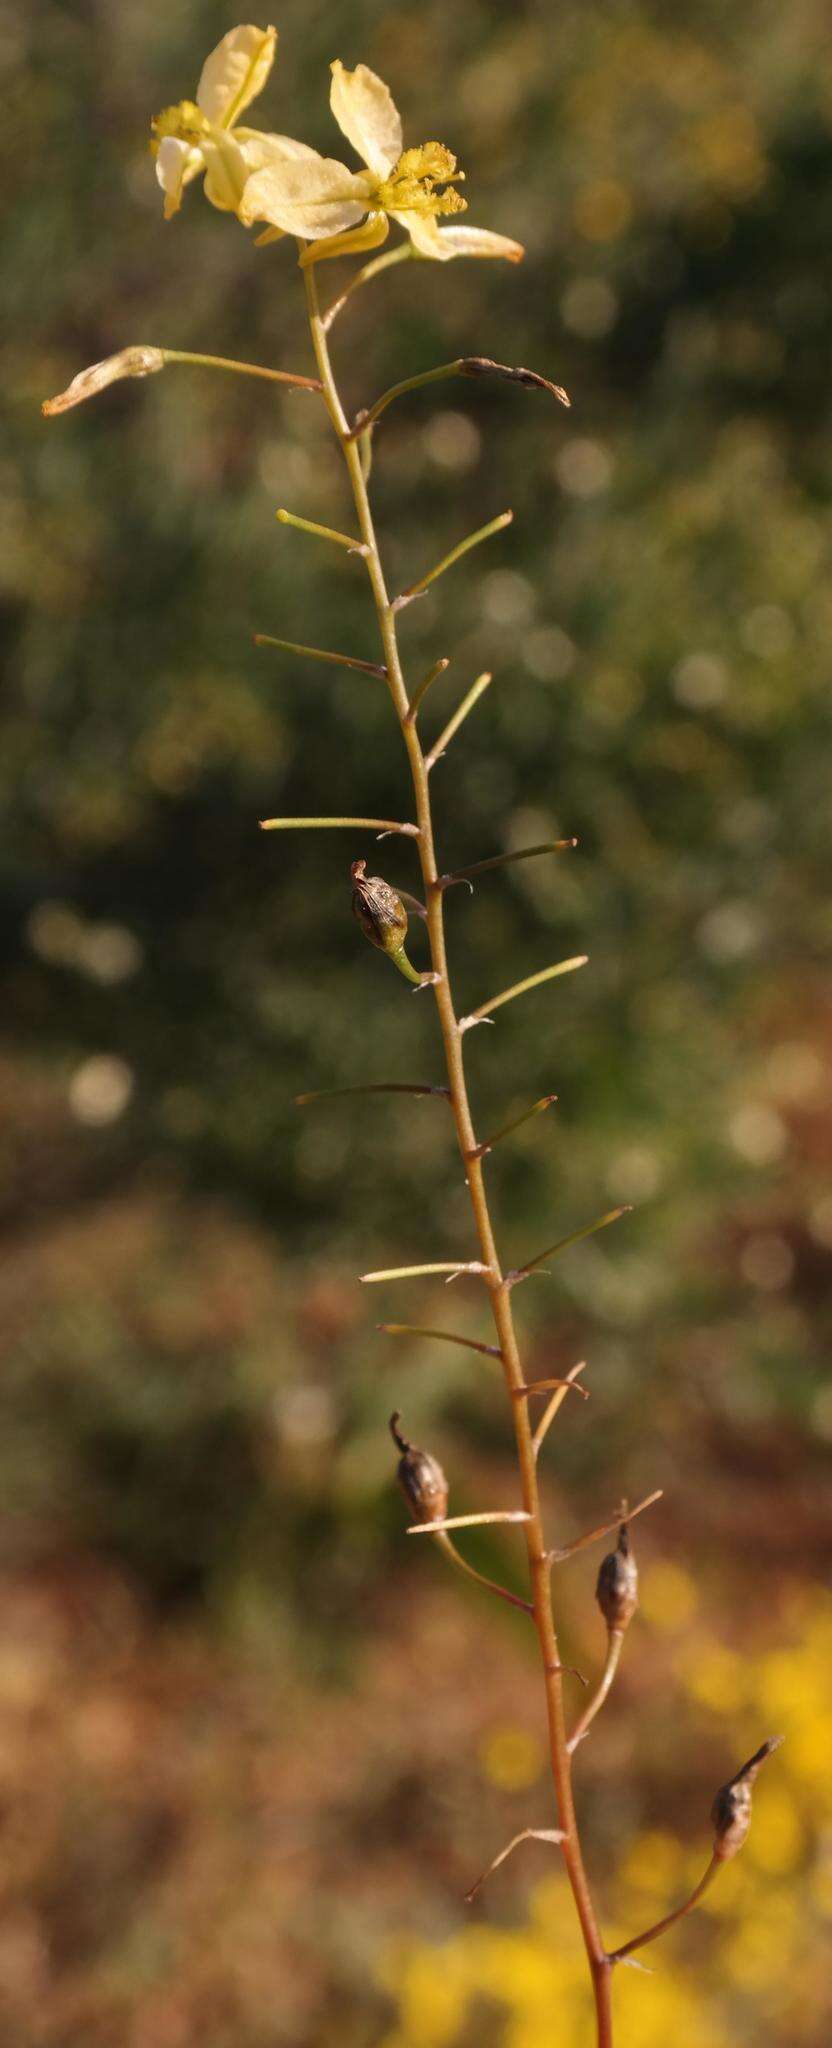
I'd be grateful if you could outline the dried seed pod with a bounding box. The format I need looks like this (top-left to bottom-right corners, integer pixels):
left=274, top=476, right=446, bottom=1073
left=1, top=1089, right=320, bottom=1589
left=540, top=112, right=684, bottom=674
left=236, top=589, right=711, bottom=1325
left=390, top=1412, right=448, bottom=1525
left=351, top=860, right=422, bottom=985
left=595, top=1523, right=638, bottom=1633
left=711, top=1736, right=784, bottom=1861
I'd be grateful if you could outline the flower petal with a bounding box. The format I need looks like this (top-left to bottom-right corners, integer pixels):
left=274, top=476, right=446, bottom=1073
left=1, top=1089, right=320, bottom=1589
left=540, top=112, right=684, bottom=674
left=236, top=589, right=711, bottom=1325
left=155, top=136, right=202, bottom=219
left=390, top=210, right=453, bottom=260
left=299, top=210, right=390, bottom=268
left=428, top=223, right=525, bottom=262
left=240, top=153, right=371, bottom=238
left=238, top=130, right=321, bottom=169
left=197, top=24, right=277, bottom=129
left=201, top=132, right=251, bottom=213
left=330, top=60, right=402, bottom=178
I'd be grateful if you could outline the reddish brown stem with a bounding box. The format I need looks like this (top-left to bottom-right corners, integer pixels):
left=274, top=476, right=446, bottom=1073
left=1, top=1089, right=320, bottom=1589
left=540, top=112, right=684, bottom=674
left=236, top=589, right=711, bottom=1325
left=304, top=265, right=614, bottom=2047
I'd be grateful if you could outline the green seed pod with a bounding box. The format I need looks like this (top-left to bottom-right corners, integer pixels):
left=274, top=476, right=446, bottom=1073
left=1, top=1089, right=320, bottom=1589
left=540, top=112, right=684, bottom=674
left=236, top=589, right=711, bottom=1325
left=595, top=1523, right=638, bottom=1633
left=711, top=1736, right=783, bottom=1861
left=351, top=860, right=422, bottom=984
left=389, top=1412, right=449, bottom=1525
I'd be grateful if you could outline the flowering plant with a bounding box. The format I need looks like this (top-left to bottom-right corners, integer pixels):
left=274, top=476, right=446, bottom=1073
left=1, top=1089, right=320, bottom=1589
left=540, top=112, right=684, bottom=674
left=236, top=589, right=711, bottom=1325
left=43, top=25, right=783, bottom=2047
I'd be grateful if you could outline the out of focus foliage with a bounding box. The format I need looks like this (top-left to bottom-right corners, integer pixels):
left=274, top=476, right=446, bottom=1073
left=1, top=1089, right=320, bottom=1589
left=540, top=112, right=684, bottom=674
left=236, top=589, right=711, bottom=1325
left=3, top=0, right=832, bottom=2042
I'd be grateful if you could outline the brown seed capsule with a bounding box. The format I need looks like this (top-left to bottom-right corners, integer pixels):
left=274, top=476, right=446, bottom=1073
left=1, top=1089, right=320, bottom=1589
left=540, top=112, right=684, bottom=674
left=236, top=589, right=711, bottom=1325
left=711, top=1736, right=784, bottom=1861
left=389, top=1412, right=449, bottom=1525
left=595, top=1523, right=638, bottom=1633
left=351, top=861, right=422, bottom=985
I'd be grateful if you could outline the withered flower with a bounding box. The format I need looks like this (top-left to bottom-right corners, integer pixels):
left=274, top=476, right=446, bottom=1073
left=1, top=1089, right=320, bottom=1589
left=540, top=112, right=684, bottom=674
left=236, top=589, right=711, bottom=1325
left=389, top=1412, right=448, bottom=1525
left=711, top=1736, right=784, bottom=1861
left=351, top=859, right=423, bottom=984
left=595, top=1522, right=638, bottom=1634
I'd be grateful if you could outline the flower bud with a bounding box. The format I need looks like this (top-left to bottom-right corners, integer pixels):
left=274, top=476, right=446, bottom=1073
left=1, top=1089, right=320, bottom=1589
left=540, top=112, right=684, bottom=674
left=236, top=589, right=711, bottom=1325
left=351, top=861, right=422, bottom=985
left=711, top=1736, right=783, bottom=1861
left=595, top=1523, right=638, bottom=1633
left=42, top=347, right=165, bottom=416
left=390, top=1412, right=448, bottom=1525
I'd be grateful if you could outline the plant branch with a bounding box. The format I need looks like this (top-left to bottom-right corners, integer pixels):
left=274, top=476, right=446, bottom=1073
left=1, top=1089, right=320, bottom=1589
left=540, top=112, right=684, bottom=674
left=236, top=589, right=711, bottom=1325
left=377, top=1323, right=502, bottom=1359
left=608, top=1855, right=721, bottom=1964
left=392, top=511, right=513, bottom=612
left=321, top=243, right=413, bottom=331
left=260, top=815, right=419, bottom=836
left=439, top=841, right=577, bottom=888
left=533, top=1363, right=589, bottom=1454
left=303, top=261, right=614, bottom=2048
left=408, top=1510, right=531, bottom=1535
left=424, top=671, right=492, bottom=770
left=405, top=656, right=451, bottom=723
left=507, top=1205, right=632, bottom=1286
left=348, top=354, right=571, bottom=438
left=435, top=1531, right=533, bottom=1614
left=253, top=631, right=386, bottom=678
left=296, top=1081, right=449, bottom=1106
left=459, top=954, right=588, bottom=1033
left=469, top=1093, right=557, bottom=1159
left=465, top=1827, right=567, bottom=1904
left=276, top=507, right=367, bottom=553
left=567, top=1631, right=624, bottom=1753
left=360, top=1260, right=490, bottom=1285
left=549, top=1490, right=663, bottom=1566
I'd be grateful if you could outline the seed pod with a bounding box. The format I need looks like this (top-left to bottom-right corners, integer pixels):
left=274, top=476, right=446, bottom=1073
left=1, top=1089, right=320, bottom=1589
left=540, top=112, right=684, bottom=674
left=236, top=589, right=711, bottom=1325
left=711, top=1736, right=784, bottom=1861
left=595, top=1523, right=638, bottom=1633
left=389, top=1412, right=448, bottom=1525
left=351, top=860, right=422, bottom=985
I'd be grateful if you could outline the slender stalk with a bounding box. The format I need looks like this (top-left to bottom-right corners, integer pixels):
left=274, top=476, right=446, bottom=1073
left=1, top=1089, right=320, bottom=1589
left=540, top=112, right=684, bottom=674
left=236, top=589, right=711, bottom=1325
left=253, top=632, right=386, bottom=678
left=405, top=656, right=451, bottom=723
left=609, top=1856, right=720, bottom=1964
left=321, top=243, right=413, bottom=331
left=161, top=347, right=322, bottom=392
left=260, top=815, right=418, bottom=836
left=296, top=1083, right=450, bottom=1106
left=360, top=1260, right=489, bottom=1285
left=508, top=1205, right=632, bottom=1287
left=393, top=510, right=513, bottom=611
left=303, top=263, right=614, bottom=2047
left=534, top=1363, right=589, bottom=1454
left=425, top=670, right=492, bottom=769
left=439, top=841, right=576, bottom=888
left=549, top=1490, right=663, bottom=1566
left=436, top=1531, right=533, bottom=1615
left=470, top=1093, right=557, bottom=1159
left=567, top=1631, right=624, bottom=1753
left=377, top=1323, right=502, bottom=1359
left=276, top=507, right=367, bottom=553
left=460, top=954, right=588, bottom=1032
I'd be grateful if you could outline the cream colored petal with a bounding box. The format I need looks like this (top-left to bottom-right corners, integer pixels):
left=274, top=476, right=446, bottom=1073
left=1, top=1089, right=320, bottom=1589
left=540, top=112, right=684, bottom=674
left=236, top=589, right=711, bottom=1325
left=240, top=153, right=371, bottom=238
left=329, top=60, right=402, bottom=178
left=238, top=130, right=320, bottom=170
left=155, top=136, right=203, bottom=219
left=390, top=210, right=454, bottom=260
left=201, top=133, right=251, bottom=213
left=197, top=24, right=277, bottom=129
left=429, top=223, right=525, bottom=262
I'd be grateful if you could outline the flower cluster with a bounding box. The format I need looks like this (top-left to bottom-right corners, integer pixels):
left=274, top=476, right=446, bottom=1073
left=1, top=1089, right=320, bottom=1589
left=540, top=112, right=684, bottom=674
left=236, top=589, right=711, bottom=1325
left=150, top=23, right=523, bottom=266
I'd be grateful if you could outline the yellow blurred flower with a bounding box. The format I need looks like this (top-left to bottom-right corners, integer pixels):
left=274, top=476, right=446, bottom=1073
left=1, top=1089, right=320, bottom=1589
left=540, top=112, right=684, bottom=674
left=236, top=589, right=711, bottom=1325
left=640, top=1559, right=698, bottom=1631
left=677, top=1640, right=747, bottom=1715
left=479, top=1723, right=543, bottom=1791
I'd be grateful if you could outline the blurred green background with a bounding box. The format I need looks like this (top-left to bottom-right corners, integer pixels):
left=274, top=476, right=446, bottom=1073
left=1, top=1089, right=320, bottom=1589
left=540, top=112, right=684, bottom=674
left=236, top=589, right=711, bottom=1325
left=4, top=1, right=832, bottom=2043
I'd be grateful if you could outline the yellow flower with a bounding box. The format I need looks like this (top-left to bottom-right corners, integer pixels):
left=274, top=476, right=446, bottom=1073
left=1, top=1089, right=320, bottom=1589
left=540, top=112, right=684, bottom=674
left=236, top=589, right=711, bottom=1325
left=150, top=24, right=315, bottom=222
left=240, top=60, right=524, bottom=265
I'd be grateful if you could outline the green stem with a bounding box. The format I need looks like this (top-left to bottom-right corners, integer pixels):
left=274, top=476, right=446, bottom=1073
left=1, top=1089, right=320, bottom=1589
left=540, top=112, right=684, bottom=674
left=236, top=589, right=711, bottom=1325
left=302, top=261, right=614, bottom=2048
left=162, top=347, right=322, bottom=392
